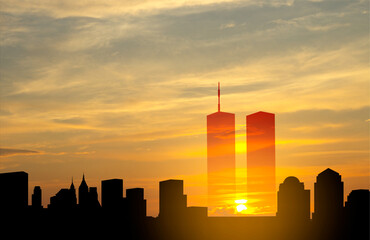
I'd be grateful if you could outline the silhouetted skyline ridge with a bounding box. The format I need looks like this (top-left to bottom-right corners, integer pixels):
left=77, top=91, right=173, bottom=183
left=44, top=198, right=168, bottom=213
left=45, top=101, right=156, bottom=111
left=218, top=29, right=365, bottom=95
left=0, top=168, right=368, bottom=240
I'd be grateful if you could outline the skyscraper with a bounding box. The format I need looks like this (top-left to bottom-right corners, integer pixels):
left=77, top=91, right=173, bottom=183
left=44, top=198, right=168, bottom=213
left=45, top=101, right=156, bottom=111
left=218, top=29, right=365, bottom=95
left=207, top=83, right=236, bottom=214
left=344, top=189, right=370, bottom=240
left=246, top=111, right=276, bottom=213
left=78, top=174, right=101, bottom=209
left=101, top=178, right=123, bottom=209
left=79, top=174, right=89, bottom=206
left=32, top=186, right=42, bottom=209
left=159, top=179, right=187, bottom=219
left=0, top=171, right=28, bottom=212
left=313, top=168, right=344, bottom=239
left=126, top=188, right=147, bottom=221
left=314, top=168, right=344, bottom=222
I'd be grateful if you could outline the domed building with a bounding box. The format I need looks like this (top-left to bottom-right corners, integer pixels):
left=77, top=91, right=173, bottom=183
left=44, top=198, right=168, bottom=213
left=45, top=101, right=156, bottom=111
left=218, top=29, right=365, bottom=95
left=277, top=176, right=310, bottom=221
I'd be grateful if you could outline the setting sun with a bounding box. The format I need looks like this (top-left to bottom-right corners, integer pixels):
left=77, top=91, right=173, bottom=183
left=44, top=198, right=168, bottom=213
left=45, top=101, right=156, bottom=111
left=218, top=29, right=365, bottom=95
left=235, top=199, right=248, bottom=213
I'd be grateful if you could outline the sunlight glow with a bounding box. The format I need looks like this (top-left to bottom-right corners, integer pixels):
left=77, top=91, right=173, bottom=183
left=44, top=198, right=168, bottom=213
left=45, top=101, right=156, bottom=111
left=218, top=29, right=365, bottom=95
left=235, top=199, right=248, bottom=213
left=236, top=204, right=247, bottom=212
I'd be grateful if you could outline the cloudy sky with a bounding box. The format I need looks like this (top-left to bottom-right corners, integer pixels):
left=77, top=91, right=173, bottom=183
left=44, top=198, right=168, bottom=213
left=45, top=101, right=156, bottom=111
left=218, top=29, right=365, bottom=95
left=0, top=0, right=369, bottom=216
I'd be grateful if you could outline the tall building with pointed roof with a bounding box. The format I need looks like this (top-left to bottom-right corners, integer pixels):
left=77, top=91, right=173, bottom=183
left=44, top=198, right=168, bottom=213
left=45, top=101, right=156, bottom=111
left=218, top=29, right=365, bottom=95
left=70, top=177, right=75, bottom=191
left=78, top=174, right=101, bottom=209
left=69, top=177, right=77, bottom=206
left=49, top=177, right=76, bottom=209
left=79, top=174, right=89, bottom=206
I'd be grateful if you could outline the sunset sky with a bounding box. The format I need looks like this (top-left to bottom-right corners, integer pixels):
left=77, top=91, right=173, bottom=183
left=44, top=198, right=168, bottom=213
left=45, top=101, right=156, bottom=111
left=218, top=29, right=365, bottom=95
left=0, top=0, right=369, bottom=216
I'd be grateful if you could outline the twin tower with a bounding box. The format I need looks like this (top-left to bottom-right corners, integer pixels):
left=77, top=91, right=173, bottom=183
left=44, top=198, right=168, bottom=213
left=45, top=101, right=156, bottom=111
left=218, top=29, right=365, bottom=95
left=207, top=83, right=276, bottom=215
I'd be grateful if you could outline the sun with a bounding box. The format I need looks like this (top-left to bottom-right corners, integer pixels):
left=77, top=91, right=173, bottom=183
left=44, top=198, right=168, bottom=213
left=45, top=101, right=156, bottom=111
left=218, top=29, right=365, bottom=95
left=236, top=204, right=247, bottom=212
left=235, top=199, right=248, bottom=213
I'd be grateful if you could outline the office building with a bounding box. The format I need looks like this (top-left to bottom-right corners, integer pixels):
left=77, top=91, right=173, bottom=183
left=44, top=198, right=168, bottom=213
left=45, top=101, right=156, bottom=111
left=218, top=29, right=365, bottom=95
left=48, top=179, right=77, bottom=210
left=207, top=83, right=236, bottom=214
left=101, top=179, right=123, bottom=209
left=159, top=179, right=187, bottom=219
left=313, top=168, right=343, bottom=222
left=126, top=188, right=147, bottom=220
left=0, top=171, right=28, bottom=212
left=277, top=176, right=310, bottom=221
left=246, top=111, right=276, bottom=213
left=32, top=186, right=42, bottom=209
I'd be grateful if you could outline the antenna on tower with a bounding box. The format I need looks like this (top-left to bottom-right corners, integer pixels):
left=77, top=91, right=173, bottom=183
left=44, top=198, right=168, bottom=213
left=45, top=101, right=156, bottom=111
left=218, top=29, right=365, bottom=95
left=218, top=82, right=221, bottom=112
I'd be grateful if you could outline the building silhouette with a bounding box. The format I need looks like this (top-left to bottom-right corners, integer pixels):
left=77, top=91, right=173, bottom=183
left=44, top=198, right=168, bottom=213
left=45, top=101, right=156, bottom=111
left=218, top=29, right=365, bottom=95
left=313, top=168, right=344, bottom=239
left=101, top=178, right=123, bottom=210
left=78, top=174, right=100, bottom=209
left=314, top=168, right=344, bottom=221
left=158, top=179, right=208, bottom=240
left=88, top=187, right=100, bottom=208
left=48, top=178, right=77, bottom=210
left=126, top=188, right=147, bottom=221
left=159, top=179, right=187, bottom=219
left=246, top=111, right=276, bottom=213
left=32, top=186, right=42, bottom=209
left=0, top=171, right=28, bottom=213
left=344, top=189, right=370, bottom=240
left=277, top=176, right=310, bottom=221
left=207, top=82, right=236, bottom=214
left=79, top=174, right=89, bottom=206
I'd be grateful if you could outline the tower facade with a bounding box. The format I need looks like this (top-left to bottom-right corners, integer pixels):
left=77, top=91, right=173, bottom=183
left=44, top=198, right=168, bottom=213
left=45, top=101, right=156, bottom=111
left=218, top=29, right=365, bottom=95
left=246, top=111, right=276, bottom=213
left=207, top=83, right=235, bottom=214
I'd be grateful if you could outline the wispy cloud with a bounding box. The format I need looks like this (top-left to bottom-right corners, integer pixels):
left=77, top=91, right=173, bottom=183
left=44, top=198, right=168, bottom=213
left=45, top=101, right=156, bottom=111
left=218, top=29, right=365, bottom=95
left=220, top=22, right=235, bottom=29
left=52, top=117, right=86, bottom=125
left=0, top=148, right=39, bottom=157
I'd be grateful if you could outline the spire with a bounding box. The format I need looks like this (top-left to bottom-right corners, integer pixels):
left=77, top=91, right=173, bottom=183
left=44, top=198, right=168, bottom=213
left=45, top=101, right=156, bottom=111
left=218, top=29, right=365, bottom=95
left=80, top=173, right=88, bottom=189
left=218, top=82, right=221, bottom=112
left=70, top=177, right=75, bottom=190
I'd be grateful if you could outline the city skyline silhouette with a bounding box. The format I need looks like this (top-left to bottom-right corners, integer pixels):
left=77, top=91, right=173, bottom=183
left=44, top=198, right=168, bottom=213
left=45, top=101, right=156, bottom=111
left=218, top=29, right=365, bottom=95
left=0, top=168, right=368, bottom=240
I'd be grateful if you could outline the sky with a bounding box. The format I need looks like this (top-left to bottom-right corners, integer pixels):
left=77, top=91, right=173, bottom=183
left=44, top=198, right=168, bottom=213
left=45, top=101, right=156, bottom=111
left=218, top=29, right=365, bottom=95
left=0, top=0, right=369, bottom=216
